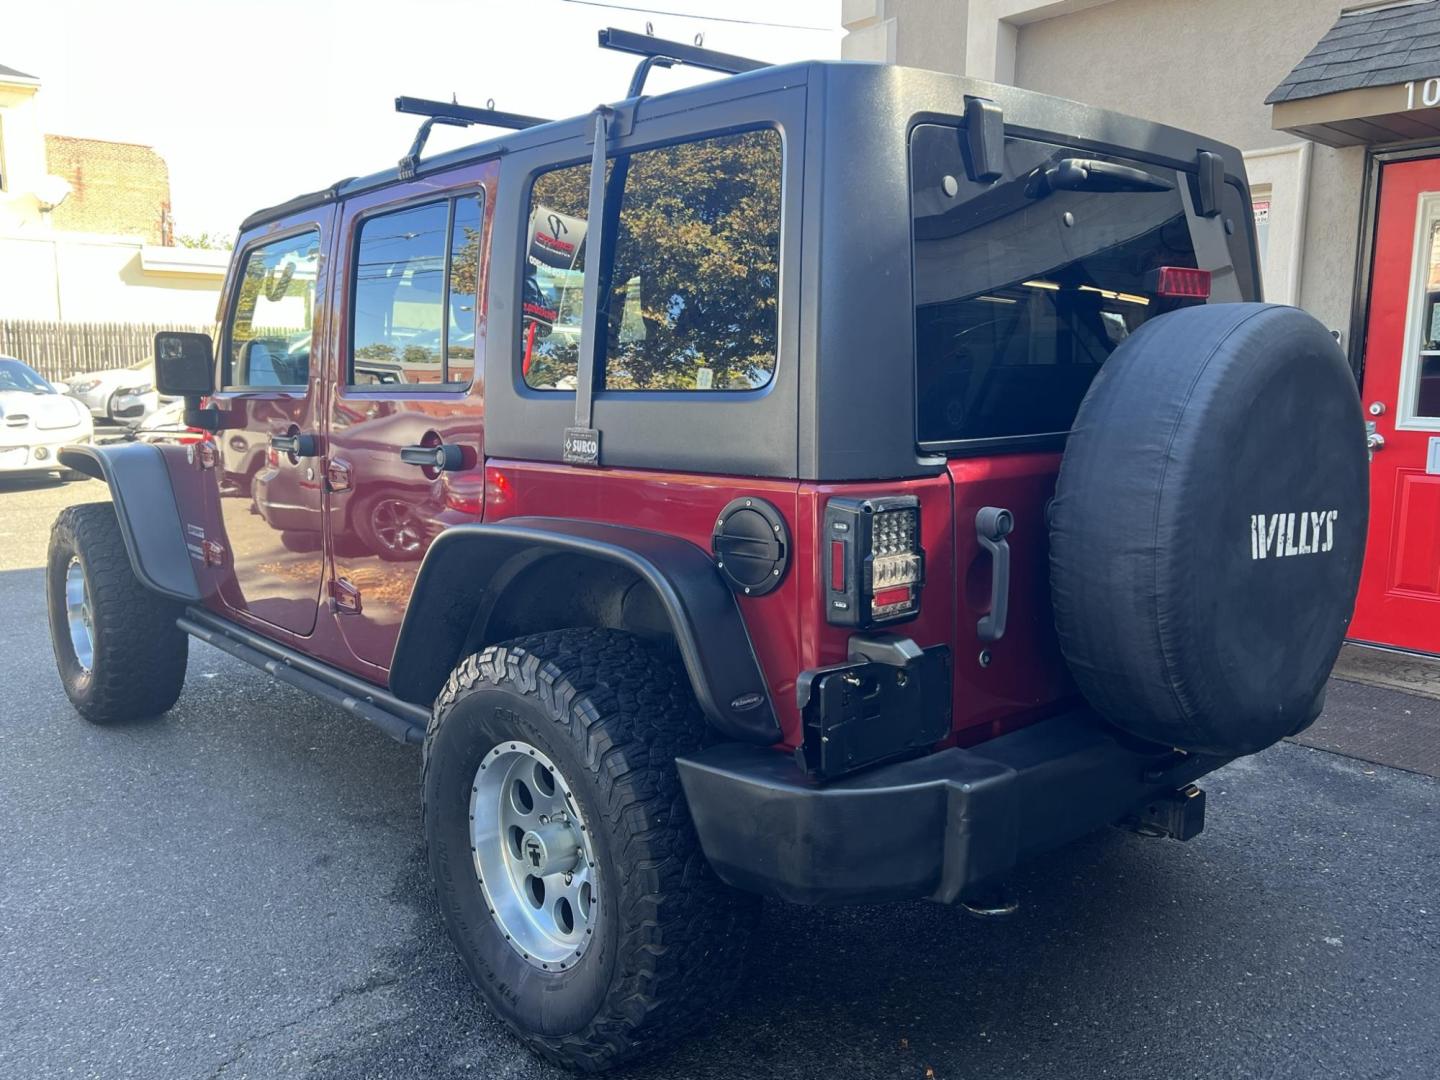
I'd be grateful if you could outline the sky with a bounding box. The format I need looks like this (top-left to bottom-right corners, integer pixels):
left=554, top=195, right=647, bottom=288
left=5, top=0, right=842, bottom=239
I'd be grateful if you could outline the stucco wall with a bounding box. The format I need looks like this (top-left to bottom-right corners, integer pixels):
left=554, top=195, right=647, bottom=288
left=0, top=232, right=223, bottom=323
left=843, top=0, right=969, bottom=71
left=1012, top=0, right=1364, bottom=335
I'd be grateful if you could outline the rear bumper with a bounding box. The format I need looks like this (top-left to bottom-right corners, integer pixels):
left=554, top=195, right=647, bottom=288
left=676, top=709, right=1228, bottom=906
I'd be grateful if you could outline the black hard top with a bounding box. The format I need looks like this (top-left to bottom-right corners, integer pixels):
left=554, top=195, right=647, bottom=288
left=235, top=61, right=1255, bottom=483
left=240, top=59, right=1248, bottom=233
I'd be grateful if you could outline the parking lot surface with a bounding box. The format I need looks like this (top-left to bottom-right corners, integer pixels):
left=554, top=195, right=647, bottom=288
left=2, top=476, right=1438, bottom=1080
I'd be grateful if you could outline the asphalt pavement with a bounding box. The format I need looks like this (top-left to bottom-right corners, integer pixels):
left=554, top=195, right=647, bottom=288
left=2, top=475, right=1437, bottom=1080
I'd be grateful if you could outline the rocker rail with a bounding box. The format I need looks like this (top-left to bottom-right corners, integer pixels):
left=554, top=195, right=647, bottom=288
left=177, top=607, right=427, bottom=745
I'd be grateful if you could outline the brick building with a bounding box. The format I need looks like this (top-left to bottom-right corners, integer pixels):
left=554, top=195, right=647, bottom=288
left=43, top=135, right=172, bottom=245
left=0, top=63, right=223, bottom=323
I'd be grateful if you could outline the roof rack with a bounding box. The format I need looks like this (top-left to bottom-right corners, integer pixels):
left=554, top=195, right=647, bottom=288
left=391, top=28, right=768, bottom=179
left=394, top=96, right=552, bottom=179
left=597, top=26, right=770, bottom=98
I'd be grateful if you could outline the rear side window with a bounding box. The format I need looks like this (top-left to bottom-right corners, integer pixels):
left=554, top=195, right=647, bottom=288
left=224, top=230, right=320, bottom=390
left=521, top=128, right=782, bottom=392
left=910, top=125, right=1202, bottom=445
left=350, top=193, right=483, bottom=388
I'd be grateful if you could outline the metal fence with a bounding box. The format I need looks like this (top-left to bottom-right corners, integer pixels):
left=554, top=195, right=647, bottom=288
left=0, top=320, right=212, bottom=382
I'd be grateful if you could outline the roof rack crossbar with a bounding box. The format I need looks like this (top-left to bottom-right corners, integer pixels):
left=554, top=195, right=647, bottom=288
left=394, top=96, right=552, bottom=179
left=395, top=96, right=551, bottom=131
left=597, top=27, right=769, bottom=98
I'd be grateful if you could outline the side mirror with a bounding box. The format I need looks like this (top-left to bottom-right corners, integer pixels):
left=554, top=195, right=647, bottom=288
left=154, top=331, right=215, bottom=397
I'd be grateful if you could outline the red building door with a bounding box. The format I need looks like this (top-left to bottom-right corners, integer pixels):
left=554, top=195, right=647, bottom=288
left=1351, top=156, right=1440, bottom=655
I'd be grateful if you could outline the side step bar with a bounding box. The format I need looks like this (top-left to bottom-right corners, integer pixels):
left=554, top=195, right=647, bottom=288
left=177, top=607, right=428, bottom=745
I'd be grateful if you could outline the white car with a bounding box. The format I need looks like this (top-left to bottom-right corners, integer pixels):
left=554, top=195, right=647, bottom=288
left=132, top=398, right=204, bottom=446
left=65, top=358, right=167, bottom=425
left=0, top=356, right=93, bottom=478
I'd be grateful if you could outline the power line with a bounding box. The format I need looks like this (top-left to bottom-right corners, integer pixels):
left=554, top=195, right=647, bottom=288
left=557, top=0, right=836, bottom=32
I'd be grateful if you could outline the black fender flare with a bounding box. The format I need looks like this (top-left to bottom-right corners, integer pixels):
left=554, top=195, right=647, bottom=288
left=57, top=443, right=201, bottom=603
left=389, top=518, right=782, bottom=745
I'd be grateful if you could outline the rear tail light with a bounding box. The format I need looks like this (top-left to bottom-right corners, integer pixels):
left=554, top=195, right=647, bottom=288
left=1149, top=266, right=1211, bottom=299
left=824, top=496, right=924, bottom=627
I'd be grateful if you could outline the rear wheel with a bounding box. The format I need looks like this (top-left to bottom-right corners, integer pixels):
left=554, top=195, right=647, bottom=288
left=46, top=503, right=188, bottom=724
left=423, top=629, right=755, bottom=1072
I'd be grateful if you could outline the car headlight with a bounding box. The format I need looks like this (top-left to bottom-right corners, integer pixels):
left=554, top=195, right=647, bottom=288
left=121, top=383, right=153, bottom=396
left=70, top=380, right=99, bottom=394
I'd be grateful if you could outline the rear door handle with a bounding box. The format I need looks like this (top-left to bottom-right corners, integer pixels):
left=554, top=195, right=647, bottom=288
left=976, top=506, right=1014, bottom=643
left=400, top=443, right=464, bottom=471
left=270, top=432, right=318, bottom=457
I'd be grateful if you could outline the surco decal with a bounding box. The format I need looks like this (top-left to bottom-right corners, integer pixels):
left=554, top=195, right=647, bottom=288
left=1250, top=511, right=1338, bottom=560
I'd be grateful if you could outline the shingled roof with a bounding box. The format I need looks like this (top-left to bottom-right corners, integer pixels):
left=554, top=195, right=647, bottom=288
left=1267, top=0, right=1440, bottom=105
left=0, top=63, right=39, bottom=83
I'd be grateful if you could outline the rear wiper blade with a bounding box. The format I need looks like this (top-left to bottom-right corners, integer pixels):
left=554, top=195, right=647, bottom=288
left=1028, top=158, right=1174, bottom=197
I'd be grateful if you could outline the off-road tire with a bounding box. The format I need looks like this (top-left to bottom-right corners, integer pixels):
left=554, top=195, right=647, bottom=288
left=47, top=502, right=188, bottom=724
left=423, top=628, right=756, bottom=1072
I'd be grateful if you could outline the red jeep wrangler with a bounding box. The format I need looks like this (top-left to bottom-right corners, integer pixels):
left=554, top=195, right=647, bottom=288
left=45, top=30, right=1367, bottom=1072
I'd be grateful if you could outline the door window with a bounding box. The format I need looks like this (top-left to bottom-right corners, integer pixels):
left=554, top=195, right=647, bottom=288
left=224, top=231, right=321, bottom=390
left=350, top=193, right=483, bottom=388
left=520, top=129, right=783, bottom=392
left=1410, top=215, right=1440, bottom=420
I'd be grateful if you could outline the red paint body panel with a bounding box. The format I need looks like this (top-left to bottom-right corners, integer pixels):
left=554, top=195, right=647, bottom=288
left=486, top=460, right=805, bottom=742
left=945, top=454, right=1077, bottom=743
left=1351, top=156, right=1440, bottom=655
left=323, top=160, right=498, bottom=673
left=484, top=457, right=1076, bottom=749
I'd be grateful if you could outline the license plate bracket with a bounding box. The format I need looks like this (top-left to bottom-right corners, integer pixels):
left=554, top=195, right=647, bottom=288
left=796, top=644, right=952, bottom=779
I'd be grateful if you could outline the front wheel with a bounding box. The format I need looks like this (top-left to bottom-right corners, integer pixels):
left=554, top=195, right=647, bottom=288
left=423, top=629, right=756, bottom=1072
left=46, top=503, right=188, bottom=724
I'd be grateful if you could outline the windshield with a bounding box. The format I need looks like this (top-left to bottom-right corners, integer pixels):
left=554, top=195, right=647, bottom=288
left=910, top=125, right=1239, bottom=446
left=0, top=358, right=54, bottom=393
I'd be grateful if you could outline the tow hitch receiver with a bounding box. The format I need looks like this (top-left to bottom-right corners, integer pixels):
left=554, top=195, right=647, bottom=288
left=1125, top=783, right=1206, bottom=841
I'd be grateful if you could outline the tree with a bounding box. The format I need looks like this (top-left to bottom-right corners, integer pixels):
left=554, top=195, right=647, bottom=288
left=523, top=130, right=782, bottom=391
left=174, top=231, right=234, bottom=251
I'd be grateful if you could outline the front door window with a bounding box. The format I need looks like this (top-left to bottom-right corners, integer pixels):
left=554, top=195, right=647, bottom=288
left=225, top=233, right=320, bottom=390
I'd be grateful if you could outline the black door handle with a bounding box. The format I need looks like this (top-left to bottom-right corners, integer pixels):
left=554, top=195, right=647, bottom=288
left=400, top=443, right=464, bottom=471
left=270, top=432, right=318, bottom=457
left=976, top=506, right=1014, bottom=643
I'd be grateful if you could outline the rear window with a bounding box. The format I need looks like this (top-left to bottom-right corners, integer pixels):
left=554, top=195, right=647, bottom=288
left=910, top=125, right=1203, bottom=445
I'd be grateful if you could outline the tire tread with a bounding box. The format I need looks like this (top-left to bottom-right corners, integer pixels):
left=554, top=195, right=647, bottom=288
left=423, top=628, right=755, bottom=1072
left=48, top=502, right=188, bottom=723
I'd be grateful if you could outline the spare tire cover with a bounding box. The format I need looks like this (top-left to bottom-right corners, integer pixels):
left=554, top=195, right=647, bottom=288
left=1050, top=303, right=1367, bottom=756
